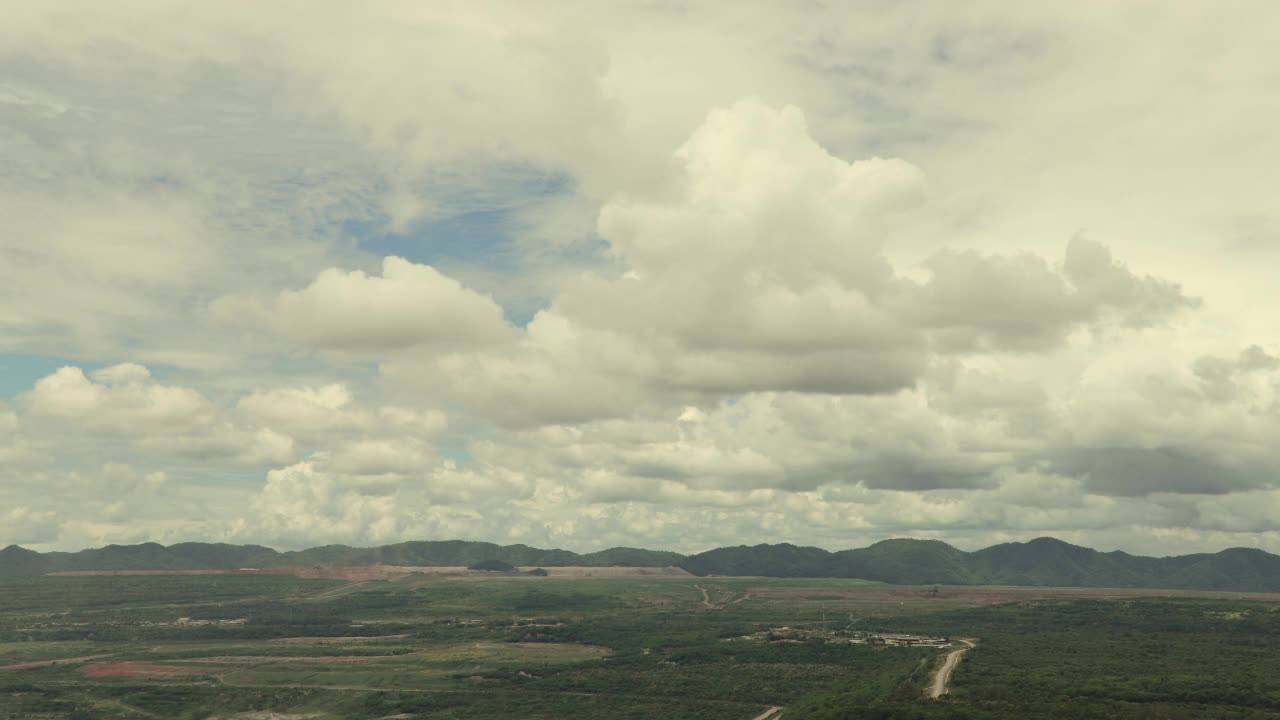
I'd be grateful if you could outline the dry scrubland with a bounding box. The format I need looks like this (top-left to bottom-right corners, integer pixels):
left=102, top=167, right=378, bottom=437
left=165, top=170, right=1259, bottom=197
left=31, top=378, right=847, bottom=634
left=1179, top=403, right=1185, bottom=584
left=5, top=572, right=1280, bottom=719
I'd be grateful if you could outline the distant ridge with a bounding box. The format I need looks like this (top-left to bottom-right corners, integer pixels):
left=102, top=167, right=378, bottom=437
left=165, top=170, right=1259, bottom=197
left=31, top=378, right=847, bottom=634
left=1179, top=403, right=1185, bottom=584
left=681, top=537, right=1280, bottom=592
left=0, top=541, right=683, bottom=578
left=5, top=537, right=1280, bottom=592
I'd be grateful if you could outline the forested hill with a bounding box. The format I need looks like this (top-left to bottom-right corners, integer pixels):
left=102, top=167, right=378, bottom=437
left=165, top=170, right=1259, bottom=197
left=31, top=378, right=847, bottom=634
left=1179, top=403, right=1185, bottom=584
left=5, top=536, right=1280, bottom=592
left=0, top=541, right=683, bottom=577
left=682, top=537, right=1280, bottom=592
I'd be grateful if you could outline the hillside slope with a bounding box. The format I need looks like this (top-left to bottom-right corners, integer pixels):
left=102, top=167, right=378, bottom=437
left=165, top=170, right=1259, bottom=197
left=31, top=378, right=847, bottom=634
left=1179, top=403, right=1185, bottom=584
left=0, top=540, right=680, bottom=577
left=6, top=537, right=1280, bottom=592
left=678, top=537, right=1280, bottom=592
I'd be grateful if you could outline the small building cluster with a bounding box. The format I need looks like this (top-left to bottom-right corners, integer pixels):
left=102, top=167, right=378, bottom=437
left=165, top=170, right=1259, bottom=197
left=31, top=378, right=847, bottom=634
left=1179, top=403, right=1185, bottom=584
left=737, top=626, right=954, bottom=648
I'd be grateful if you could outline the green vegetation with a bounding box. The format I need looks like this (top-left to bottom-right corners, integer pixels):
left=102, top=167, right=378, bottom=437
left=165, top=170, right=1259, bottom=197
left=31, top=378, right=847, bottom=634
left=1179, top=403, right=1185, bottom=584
left=0, top=540, right=684, bottom=577
left=790, top=598, right=1280, bottom=719
left=4, top=573, right=1280, bottom=718
left=10, top=536, right=1280, bottom=591
left=685, top=537, right=1280, bottom=591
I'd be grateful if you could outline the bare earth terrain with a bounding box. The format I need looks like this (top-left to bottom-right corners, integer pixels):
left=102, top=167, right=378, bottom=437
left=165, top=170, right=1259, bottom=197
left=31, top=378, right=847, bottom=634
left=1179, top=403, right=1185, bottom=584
left=927, top=639, right=976, bottom=699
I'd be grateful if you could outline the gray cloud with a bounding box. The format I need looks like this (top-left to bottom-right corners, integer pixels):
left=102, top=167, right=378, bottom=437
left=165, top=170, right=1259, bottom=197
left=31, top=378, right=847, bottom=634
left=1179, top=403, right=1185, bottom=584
left=1048, top=446, right=1270, bottom=497
left=908, top=237, right=1198, bottom=353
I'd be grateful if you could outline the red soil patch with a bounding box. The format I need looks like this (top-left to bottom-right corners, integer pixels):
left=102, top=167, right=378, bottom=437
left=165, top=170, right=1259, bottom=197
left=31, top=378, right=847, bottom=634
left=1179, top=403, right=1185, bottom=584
left=82, top=662, right=213, bottom=678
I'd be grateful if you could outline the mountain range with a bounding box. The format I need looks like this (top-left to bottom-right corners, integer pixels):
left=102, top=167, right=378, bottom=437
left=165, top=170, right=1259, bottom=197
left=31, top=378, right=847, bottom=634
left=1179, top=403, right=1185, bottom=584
left=5, top=537, right=1280, bottom=592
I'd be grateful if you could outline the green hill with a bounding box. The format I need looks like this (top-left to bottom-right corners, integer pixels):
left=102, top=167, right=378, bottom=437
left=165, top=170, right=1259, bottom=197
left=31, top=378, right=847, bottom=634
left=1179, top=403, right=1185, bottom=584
left=833, top=538, right=977, bottom=584
left=678, top=543, right=837, bottom=577
left=677, top=537, right=1280, bottom=591
left=6, top=537, right=1280, bottom=592
left=0, top=539, right=682, bottom=576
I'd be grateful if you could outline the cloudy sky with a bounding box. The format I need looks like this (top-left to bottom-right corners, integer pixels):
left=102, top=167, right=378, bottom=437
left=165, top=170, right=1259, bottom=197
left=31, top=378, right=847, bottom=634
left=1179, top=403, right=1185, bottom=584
left=3, top=2, right=1279, bottom=556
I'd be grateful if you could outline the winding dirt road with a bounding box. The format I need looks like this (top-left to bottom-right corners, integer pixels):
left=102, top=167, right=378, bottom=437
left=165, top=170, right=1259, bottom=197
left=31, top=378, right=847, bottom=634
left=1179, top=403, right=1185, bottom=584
left=748, top=707, right=782, bottom=720
left=928, top=639, right=975, bottom=699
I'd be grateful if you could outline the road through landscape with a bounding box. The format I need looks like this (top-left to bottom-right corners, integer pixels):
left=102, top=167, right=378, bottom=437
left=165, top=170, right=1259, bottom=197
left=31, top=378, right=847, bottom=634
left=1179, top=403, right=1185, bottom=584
left=928, top=639, right=976, bottom=699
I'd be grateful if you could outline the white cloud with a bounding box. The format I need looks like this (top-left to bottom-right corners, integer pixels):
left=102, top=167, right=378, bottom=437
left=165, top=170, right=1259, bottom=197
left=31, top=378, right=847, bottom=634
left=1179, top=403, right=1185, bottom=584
left=385, top=100, right=1186, bottom=427
left=5, top=2, right=1280, bottom=556
left=275, top=257, right=514, bottom=352
left=90, top=363, right=153, bottom=385
left=25, top=366, right=211, bottom=431
left=2, top=506, right=58, bottom=545
left=238, top=384, right=369, bottom=434
left=241, top=462, right=409, bottom=548
left=379, top=406, right=449, bottom=436
left=320, top=438, right=437, bottom=477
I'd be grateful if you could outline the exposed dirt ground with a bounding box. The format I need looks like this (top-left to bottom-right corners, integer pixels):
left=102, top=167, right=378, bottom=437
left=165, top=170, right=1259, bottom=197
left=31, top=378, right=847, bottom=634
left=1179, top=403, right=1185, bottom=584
left=82, top=662, right=215, bottom=678
left=928, top=639, right=976, bottom=699
left=172, top=656, right=385, bottom=665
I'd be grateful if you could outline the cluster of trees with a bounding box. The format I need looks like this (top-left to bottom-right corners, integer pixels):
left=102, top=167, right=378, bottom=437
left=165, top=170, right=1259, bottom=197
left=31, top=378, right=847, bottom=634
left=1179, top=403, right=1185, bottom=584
left=788, top=598, right=1280, bottom=719
left=9, top=571, right=1280, bottom=719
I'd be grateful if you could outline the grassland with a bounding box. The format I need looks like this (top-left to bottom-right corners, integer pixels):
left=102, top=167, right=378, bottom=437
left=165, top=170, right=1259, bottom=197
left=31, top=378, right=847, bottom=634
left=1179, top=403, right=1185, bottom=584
left=4, top=572, right=1280, bottom=719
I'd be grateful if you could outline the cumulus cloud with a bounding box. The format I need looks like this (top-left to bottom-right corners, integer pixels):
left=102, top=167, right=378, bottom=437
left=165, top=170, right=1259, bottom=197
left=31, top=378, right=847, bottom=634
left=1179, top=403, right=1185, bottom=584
left=238, top=384, right=370, bottom=434
left=908, top=237, right=1198, bottom=352
left=376, top=100, right=1190, bottom=431
left=572, top=100, right=927, bottom=389
left=320, top=438, right=437, bottom=477
left=390, top=100, right=931, bottom=420
left=25, top=366, right=211, bottom=432
left=275, top=257, right=514, bottom=352
left=241, top=462, right=407, bottom=548
left=6, top=3, right=1280, bottom=556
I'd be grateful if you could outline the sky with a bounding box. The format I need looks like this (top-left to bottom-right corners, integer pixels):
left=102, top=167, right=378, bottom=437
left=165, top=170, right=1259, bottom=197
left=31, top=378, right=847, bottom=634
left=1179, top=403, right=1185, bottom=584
left=3, top=1, right=1280, bottom=557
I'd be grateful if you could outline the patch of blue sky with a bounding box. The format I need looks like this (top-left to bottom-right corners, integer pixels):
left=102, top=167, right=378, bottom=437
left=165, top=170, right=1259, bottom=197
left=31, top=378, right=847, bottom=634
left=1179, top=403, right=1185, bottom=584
left=501, top=302, right=541, bottom=329
left=348, top=167, right=572, bottom=271
left=344, top=168, right=584, bottom=328
left=0, top=352, right=105, bottom=398
left=359, top=206, right=525, bottom=272
left=434, top=439, right=473, bottom=465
